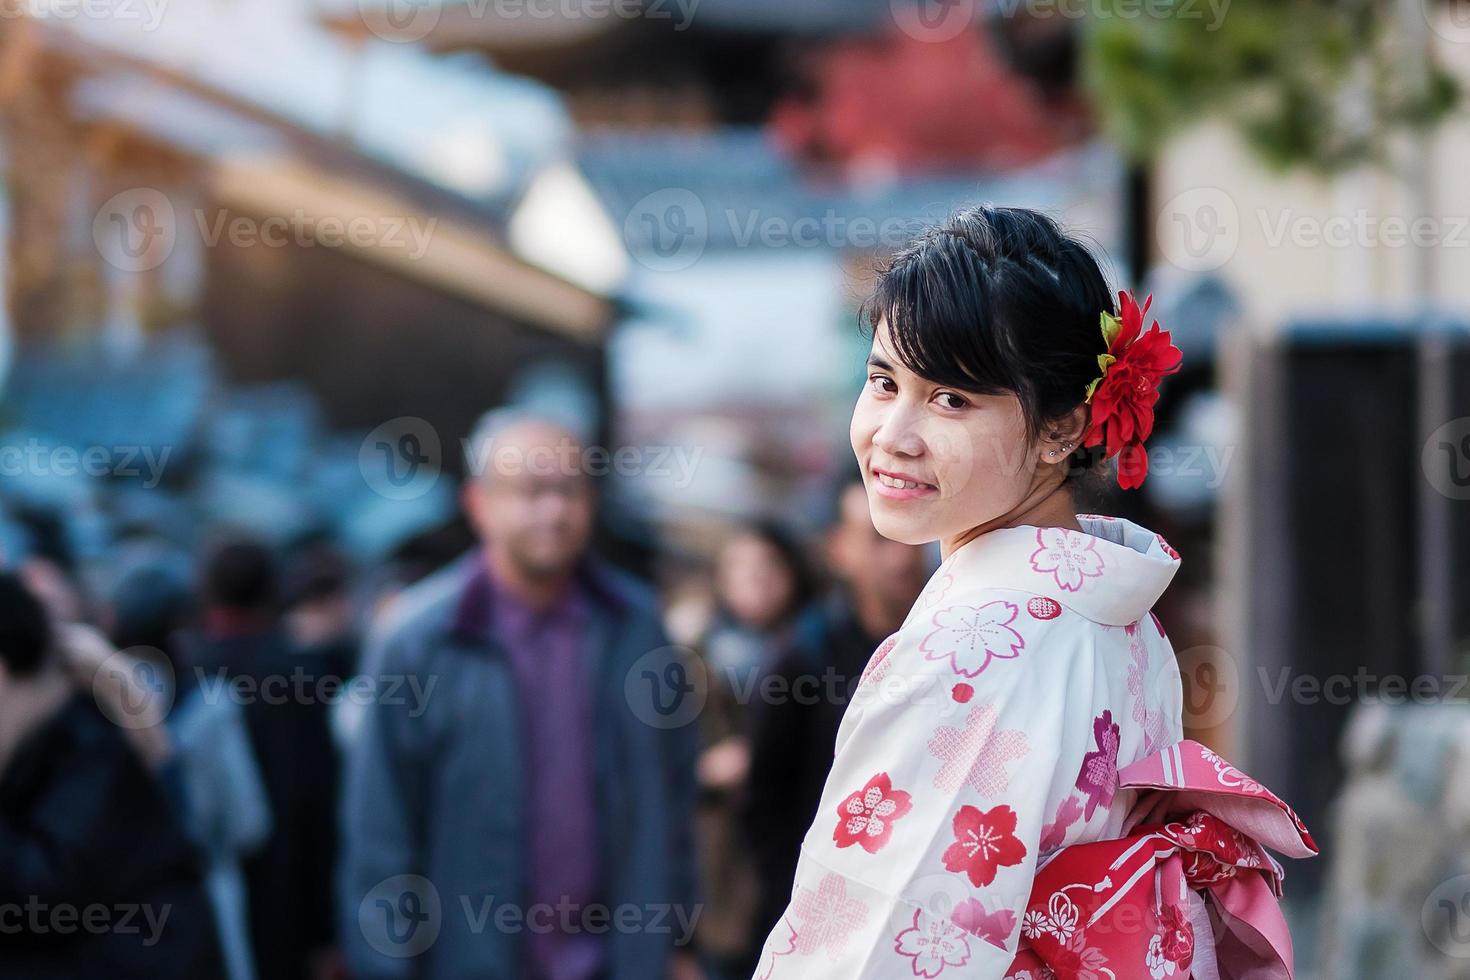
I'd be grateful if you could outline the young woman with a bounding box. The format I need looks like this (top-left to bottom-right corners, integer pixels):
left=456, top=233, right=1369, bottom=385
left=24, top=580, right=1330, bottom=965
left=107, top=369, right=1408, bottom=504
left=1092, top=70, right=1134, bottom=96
left=753, top=207, right=1316, bottom=979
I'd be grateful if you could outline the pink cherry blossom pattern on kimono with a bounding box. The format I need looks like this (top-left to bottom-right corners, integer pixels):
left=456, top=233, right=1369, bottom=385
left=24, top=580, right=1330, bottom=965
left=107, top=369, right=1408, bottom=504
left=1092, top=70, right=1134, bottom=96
left=1075, top=710, right=1122, bottom=820
left=941, top=804, right=1027, bottom=887
left=756, top=919, right=797, bottom=979
left=920, top=601, right=1025, bottom=678
left=859, top=632, right=900, bottom=687
left=1028, top=527, right=1105, bottom=593
left=833, top=772, right=914, bottom=854
left=893, top=907, right=974, bottom=978
left=951, top=898, right=1016, bottom=951
left=1038, top=795, right=1084, bottom=853
left=789, top=872, right=870, bottom=959
left=926, top=703, right=1030, bottom=796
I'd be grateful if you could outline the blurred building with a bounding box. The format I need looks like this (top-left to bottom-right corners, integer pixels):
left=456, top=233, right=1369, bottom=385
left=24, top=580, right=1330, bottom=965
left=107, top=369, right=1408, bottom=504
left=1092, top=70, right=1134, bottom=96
left=0, top=0, right=635, bottom=565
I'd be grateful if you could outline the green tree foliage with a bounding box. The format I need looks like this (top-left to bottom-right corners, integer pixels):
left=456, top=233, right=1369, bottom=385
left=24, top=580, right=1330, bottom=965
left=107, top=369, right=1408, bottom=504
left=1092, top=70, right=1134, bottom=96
left=1082, top=0, right=1460, bottom=172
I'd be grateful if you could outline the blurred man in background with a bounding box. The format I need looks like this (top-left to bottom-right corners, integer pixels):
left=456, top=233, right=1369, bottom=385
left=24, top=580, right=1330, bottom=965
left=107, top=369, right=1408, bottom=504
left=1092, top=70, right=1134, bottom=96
left=340, top=409, right=700, bottom=980
left=742, top=478, right=930, bottom=941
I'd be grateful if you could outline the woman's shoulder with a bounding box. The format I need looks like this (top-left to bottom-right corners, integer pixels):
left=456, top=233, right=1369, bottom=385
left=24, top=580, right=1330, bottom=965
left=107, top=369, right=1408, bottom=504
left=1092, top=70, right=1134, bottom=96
left=875, top=584, right=1101, bottom=694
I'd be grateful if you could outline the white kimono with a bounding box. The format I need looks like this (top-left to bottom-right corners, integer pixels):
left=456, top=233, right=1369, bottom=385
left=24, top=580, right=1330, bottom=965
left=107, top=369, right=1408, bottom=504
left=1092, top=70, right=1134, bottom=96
left=753, top=514, right=1185, bottom=979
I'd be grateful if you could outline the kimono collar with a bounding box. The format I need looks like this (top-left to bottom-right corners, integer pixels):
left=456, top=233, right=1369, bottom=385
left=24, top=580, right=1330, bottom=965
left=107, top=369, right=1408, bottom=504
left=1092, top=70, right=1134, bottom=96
left=941, top=514, right=1180, bottom=627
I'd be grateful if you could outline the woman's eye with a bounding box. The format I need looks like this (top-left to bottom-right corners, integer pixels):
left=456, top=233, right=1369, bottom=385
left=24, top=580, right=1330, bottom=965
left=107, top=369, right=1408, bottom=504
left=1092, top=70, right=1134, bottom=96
left=935, top=392, right=968, bottom=410
left=868, top=374, right=896, bottom=394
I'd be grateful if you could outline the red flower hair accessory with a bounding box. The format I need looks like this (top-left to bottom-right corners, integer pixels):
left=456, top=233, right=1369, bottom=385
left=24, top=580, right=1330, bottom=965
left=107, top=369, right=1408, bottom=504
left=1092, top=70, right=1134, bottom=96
left=1081, top=291, right=1183, bottom=490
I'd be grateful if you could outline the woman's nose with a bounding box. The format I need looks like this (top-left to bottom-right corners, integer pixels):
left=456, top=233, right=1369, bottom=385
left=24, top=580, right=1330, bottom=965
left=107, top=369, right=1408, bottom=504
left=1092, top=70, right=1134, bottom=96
left=871, top=405, right=925, bottom=458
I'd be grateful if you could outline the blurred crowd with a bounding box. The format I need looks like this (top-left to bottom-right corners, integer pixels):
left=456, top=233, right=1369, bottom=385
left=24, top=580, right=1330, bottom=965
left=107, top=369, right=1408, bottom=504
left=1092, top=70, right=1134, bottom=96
left=0, top=407, right=937, bottom=980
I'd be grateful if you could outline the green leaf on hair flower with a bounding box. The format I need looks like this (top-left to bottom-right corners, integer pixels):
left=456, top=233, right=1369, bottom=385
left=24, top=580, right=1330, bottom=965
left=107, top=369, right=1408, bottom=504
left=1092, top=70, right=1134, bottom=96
left=1100, top=311, right=1123, bottom=351
left=1084, top=352, right=1117, bottom=405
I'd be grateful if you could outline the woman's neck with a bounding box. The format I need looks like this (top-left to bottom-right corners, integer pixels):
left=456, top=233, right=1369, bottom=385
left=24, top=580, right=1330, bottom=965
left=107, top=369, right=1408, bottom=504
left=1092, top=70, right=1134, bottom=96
left=941, top=473, right=1081, bottom=560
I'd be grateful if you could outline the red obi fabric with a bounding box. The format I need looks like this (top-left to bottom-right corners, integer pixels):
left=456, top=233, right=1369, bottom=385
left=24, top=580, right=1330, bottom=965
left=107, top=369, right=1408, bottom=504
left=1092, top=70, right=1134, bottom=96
left=1007, top=741, right=1318, bottom=980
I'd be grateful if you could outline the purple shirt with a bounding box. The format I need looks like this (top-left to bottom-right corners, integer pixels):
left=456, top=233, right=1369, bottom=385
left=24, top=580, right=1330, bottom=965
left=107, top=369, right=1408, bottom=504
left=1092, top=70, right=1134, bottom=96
left=457, top=556, right=605, bottom=980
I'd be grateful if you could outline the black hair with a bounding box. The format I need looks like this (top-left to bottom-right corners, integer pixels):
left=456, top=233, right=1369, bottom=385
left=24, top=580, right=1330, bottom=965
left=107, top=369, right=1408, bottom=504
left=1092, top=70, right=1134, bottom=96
left=860, top=205, right=1114, bottom=478
left=201, top=537, right=278, bottom=611
left=0, top=572, right=52, bottom=678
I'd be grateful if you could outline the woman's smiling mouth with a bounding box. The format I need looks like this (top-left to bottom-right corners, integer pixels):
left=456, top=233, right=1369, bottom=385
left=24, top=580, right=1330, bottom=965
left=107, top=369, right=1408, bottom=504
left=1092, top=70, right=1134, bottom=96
left=872, top=467, right=939, bottom=499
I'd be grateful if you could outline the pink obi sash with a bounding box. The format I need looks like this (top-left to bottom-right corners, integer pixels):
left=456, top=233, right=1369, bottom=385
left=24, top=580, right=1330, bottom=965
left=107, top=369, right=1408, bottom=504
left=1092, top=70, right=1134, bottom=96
left=1007, top=740, right=1318, bottom=980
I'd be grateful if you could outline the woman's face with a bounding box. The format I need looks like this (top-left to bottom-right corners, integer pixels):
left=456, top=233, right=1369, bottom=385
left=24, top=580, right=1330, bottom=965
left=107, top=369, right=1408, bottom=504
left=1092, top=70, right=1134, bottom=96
left=850, top=320, right=1040, bottom=546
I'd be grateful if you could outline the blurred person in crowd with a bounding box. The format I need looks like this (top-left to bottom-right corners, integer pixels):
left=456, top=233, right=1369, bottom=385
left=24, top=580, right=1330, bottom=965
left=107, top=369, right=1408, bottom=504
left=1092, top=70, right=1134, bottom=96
left=693, top=521, right=816, bottom=980
left=340, top=408, right=700, bottom=980
left=178, top=537, right=340, bottom=980
left=0, top=571, right=224, bottom=979
left=283, top=542, right=358, bottom=684
left=106, top=555, right=272, bottom=980
left=742, top=478, right=928, bottom=944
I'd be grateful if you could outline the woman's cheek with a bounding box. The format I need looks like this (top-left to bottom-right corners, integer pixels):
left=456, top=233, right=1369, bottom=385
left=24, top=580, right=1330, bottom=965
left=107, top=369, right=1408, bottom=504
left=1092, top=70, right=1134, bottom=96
left=849, top=394, right=875, bottom=462
left=922, top=416, right=977, bottom=501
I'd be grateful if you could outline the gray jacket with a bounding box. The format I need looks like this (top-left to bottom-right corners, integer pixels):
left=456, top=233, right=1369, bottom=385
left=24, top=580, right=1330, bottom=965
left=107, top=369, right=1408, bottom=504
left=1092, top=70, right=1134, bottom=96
left=339, top=556, right=699, bottom=980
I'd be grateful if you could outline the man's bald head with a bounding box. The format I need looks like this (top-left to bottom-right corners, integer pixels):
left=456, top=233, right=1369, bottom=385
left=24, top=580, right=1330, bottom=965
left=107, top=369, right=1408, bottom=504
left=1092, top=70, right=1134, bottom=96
left=462, top=408, right=595, bottom=582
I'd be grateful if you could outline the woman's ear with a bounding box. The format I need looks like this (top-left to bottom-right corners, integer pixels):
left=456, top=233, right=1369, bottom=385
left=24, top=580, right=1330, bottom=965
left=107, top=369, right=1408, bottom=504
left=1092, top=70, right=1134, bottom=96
left=1040, top=405, right=1089, bottom=465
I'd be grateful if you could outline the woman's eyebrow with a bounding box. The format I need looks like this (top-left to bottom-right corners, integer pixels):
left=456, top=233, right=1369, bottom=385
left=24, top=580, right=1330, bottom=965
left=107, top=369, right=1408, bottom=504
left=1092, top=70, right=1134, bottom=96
left=866, top=352, right=896, bottom=371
